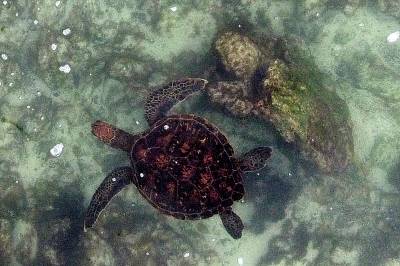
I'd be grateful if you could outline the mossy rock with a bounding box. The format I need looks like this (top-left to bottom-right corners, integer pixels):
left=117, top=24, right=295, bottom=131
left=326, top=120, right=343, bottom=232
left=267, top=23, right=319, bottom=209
left=210, top=30, right=353, bottom=173
left=262, top=48, right=353, bottom=173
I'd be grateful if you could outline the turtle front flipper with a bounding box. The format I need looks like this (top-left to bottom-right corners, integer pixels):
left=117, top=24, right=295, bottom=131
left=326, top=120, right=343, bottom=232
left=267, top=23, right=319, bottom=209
left=84, top=167, right=134, bottom=231
left=145, top=78, right=208, bottom=125
left=239, top=146, right=272, bottom=172
left=92, top=121, right=137, bottom=152
left=220, top=208, right=244, bottom=239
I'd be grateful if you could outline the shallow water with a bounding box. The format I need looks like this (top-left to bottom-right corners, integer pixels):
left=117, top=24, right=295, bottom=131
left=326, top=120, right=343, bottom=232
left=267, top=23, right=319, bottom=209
left=1, top=1, right=400, bottom=265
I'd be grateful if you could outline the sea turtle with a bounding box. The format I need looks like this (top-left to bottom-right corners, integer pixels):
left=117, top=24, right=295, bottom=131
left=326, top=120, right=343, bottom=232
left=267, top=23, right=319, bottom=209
left=84, top=78, right=272, bottom=239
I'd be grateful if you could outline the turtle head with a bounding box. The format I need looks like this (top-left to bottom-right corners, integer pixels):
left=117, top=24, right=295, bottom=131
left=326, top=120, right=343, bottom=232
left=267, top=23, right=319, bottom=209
left=91, top=121, right=136, bottom=152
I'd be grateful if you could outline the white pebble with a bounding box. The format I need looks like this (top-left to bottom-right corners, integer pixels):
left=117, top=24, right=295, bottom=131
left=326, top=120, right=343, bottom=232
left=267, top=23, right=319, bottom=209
left=59, top=64, right=71, bottom=73
left=40, top=116, right=45, bottom=120
left=145, top=252, right=150, bottom=256
left=163, top=124, right=169, bottom=130
left=15, top=180, right=19, bottom=184
left=51, top=43, right=57, bottom=50
left=50, top=143, right=64, bottom=157
left=170, top=6, right=177, bottom=12
left=34, top=20, right=39, bottom=25
left=135, top=120, right=140, bottom=125
left=55, top=0, right=61, bottom=7
left=112, top=177, right=116, bottom=182
left=15, top=13, right=18, bottom=17
left=183, top=252, right=190, bottom=258
left=26, top=105, right=31, bottom=109
left=62, top=28, right=71, bottom=36
left=387, top=31, right=400, bottom=43
left=238, top=257, right=244, bottom=265
left=1, top=53, right=8, bottom=60
left=139, top=173, right=144, bottom=178
left=2, top=1, right=7, bottom=5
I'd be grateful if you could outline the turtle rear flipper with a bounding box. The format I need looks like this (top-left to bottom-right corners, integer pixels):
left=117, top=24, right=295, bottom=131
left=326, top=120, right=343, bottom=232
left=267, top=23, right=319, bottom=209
left=84, top=167, right=134, bottom=231
left=145, top=78, right=208, bottom=125
left=220, top=208, right=244, bottom=239
left=239, top=146, right=272, bottom=172
left=92, top=121, right=137, bottom=152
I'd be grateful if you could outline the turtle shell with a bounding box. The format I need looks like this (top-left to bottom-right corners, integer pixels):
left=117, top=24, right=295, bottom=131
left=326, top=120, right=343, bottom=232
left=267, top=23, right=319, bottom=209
left=130, top=114, right=244, bottom=220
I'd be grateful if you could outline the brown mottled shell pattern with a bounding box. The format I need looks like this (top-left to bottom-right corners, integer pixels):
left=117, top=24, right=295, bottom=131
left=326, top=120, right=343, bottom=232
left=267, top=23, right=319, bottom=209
left=130, top=114, right=245, bottom=219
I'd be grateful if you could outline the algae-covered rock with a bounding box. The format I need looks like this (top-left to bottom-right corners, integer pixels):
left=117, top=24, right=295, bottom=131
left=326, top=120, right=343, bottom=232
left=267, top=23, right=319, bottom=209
left=215, top=31, right=262, bottom=80
left=208, top=31, right=353, bottom=173
left=207, top=81, right=254, bottom=116
left=260, top=59, right=353, bottom=173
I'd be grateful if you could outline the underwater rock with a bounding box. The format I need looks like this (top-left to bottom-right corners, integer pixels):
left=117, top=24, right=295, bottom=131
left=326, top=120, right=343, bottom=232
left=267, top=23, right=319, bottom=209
left=12, top=219, right=38, bottom=265
left=208, top=32, right=353, bottom=173
left=207, top=81, right=254, bottom=116
left=215, top=31, right=262, bottom=80
left=260, top=59, right=353, bottom=172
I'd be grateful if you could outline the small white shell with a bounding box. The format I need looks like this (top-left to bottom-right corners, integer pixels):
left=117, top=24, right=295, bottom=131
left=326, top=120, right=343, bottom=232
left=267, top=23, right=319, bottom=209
left=387, top=31, right=400, bottom=43
left=59, top=64, right=71, bottom=73
left=50, top=143, right=64, bottom=157
left=62, top=28, right=71, bottom=36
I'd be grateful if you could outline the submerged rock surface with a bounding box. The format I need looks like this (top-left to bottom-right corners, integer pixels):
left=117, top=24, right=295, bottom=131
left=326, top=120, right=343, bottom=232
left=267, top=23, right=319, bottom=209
left=209, top=31, right=353, bottom=173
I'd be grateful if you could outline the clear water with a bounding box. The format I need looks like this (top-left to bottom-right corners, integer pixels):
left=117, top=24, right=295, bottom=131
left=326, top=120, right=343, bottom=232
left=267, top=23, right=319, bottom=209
left=1, top=1, right=400, bottom=265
